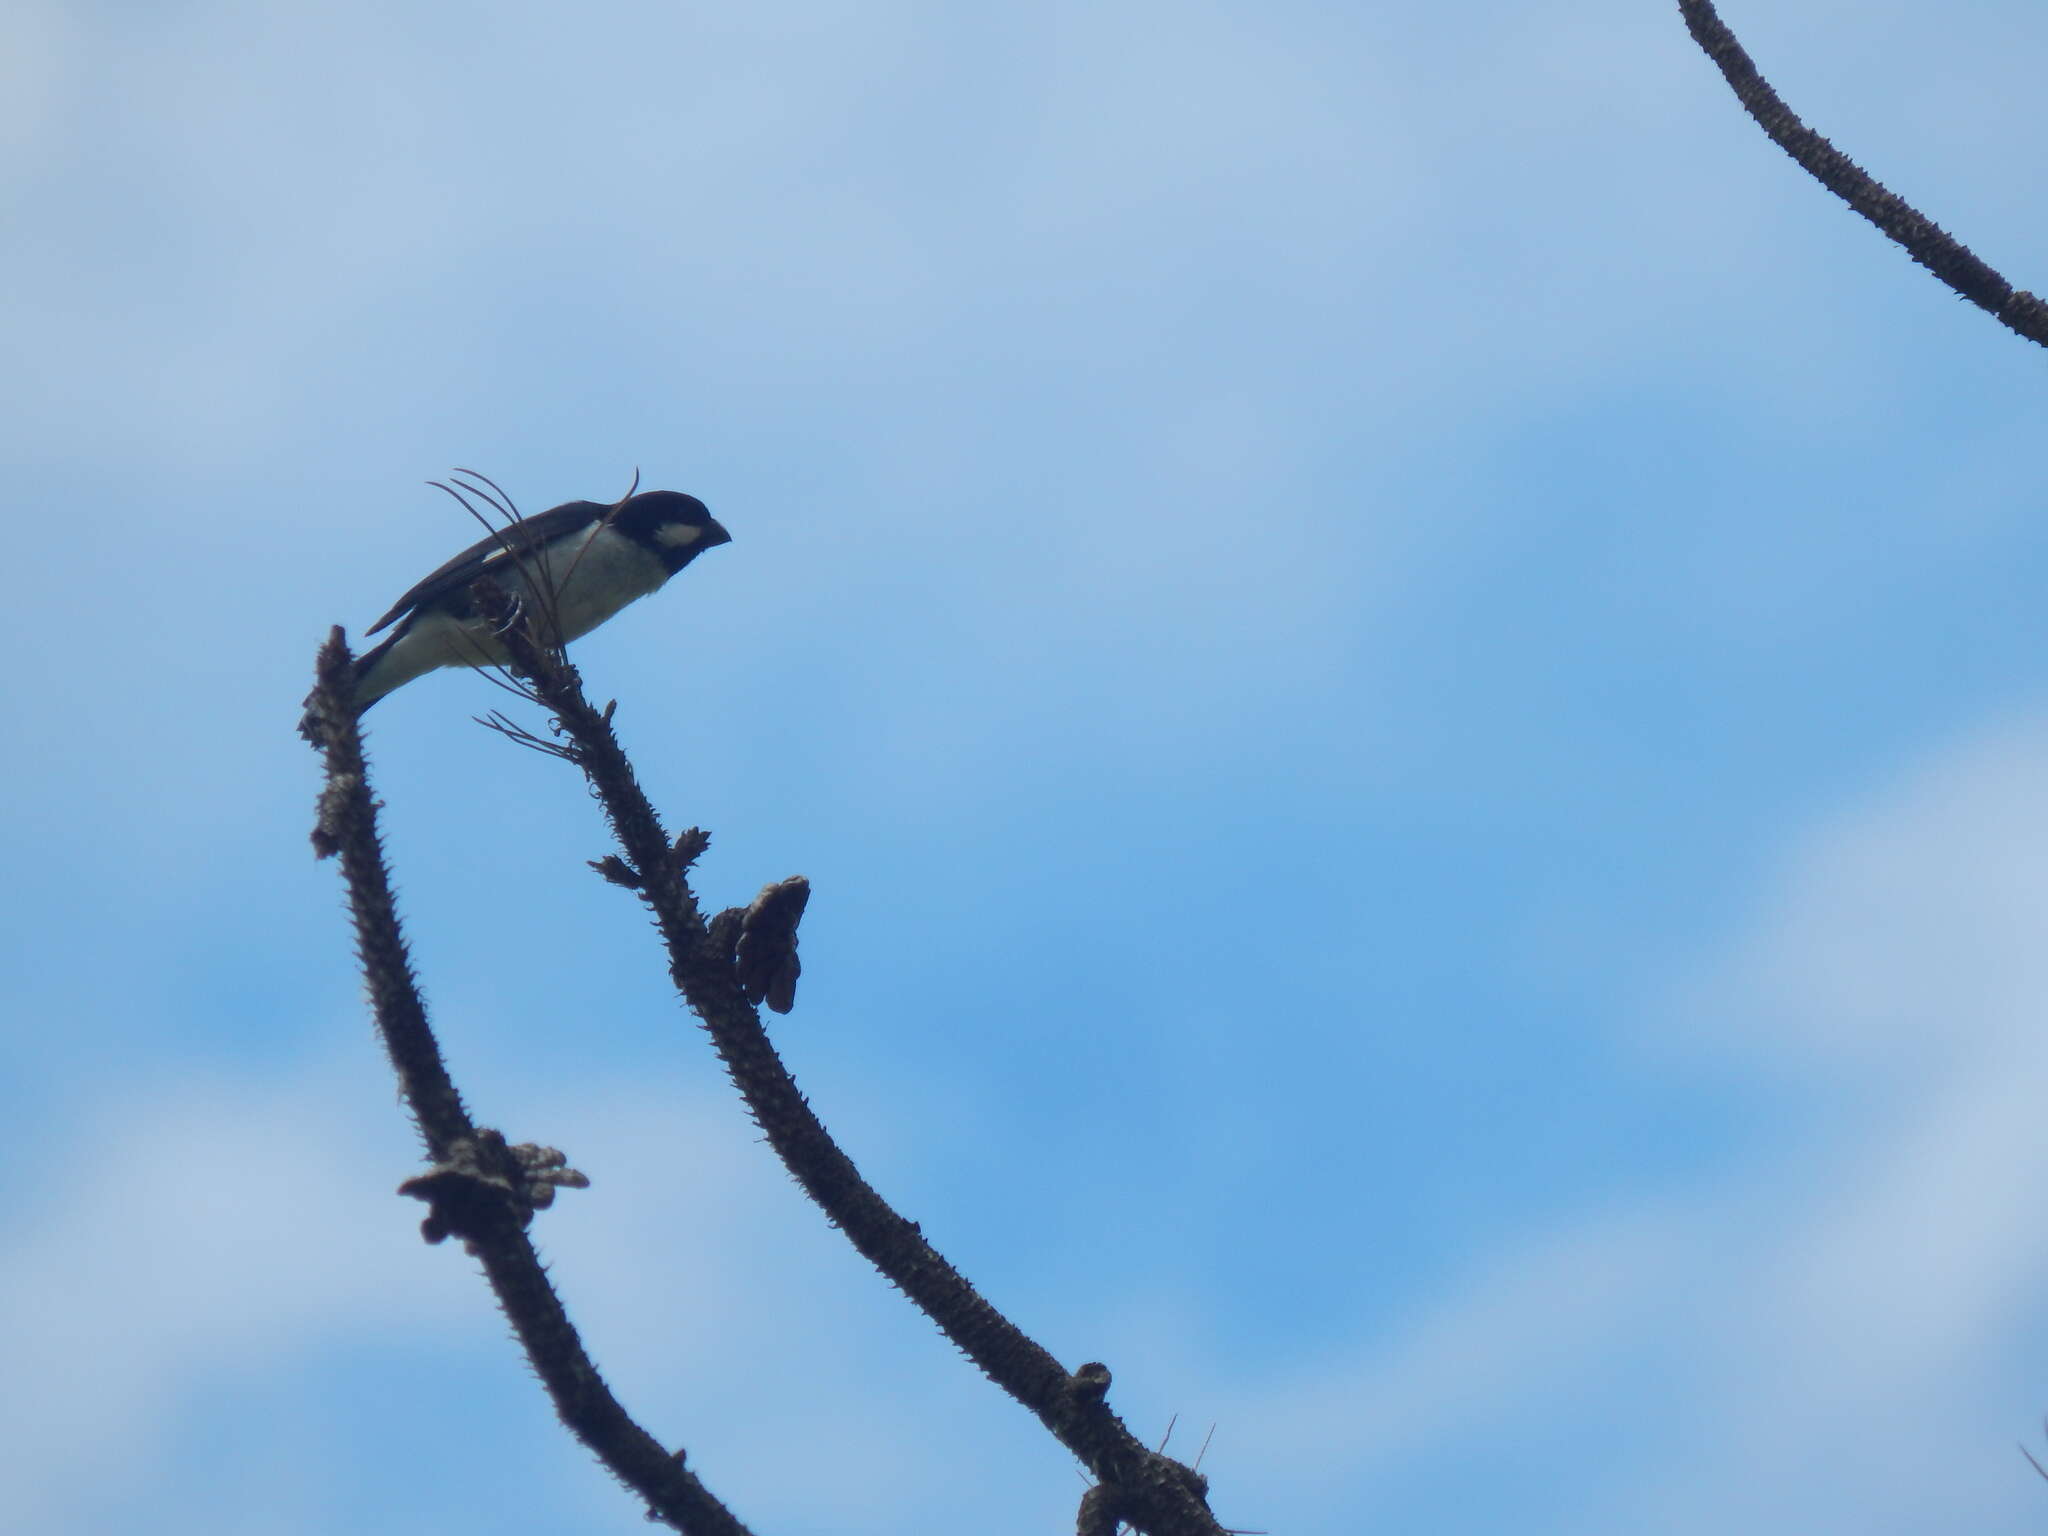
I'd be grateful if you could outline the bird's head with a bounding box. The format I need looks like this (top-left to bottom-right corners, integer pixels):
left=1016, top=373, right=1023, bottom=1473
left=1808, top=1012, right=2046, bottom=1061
left=612, top=490, right=732, bottom=573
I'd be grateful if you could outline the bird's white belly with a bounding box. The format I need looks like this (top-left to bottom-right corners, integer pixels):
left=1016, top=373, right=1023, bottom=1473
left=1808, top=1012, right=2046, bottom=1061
left=511, top=525, right=669, bottom=641
left=360, top=527, right=669, bottom=700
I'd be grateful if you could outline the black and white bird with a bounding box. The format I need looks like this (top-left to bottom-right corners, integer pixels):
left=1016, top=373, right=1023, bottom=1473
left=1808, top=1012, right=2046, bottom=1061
left=301, top=490, right=729, bottom=738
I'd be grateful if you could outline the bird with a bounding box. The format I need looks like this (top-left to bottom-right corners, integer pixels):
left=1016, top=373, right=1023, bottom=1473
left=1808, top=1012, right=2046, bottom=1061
left=300, top=489, right=730, bottom=740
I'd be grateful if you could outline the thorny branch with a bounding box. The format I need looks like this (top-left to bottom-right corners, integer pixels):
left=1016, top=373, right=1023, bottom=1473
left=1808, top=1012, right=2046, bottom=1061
left=1677, top=0, right=2048, bottom=348
left=474, top=594, right=1232, bottom=1536
left=306, top=629, right=755, bottom=1536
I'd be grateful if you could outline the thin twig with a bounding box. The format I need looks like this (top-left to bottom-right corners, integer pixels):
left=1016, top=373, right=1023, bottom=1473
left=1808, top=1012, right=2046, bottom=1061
left=2023, top=1415, right=2048, bottom=1484
left=475, top=707, right=582, bottom=761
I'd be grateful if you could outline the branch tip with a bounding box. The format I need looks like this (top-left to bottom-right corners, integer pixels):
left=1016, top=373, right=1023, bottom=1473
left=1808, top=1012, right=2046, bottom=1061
left=672, top=826, right=712, bottom=871
left=591, top=855, right=644, bottom=889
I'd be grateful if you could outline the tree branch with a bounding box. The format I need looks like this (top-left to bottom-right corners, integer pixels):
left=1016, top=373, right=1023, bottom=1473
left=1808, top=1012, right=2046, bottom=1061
left=480, top=601, right=1232, bottom=1536
left=306, top=628, right=756, bottom=1536
left=1677, top=0, right=2048, bottom=347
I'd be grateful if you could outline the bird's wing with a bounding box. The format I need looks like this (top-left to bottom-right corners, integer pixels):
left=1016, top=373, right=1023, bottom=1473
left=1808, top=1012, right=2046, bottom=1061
left=365, top=500, right=608, bottom=635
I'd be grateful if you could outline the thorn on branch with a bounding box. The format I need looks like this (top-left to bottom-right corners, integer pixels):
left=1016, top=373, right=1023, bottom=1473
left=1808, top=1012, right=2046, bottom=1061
left=590, top=855, right=644, bottom=888
left=398, top=1128, right=589, bottom=1246
left=734, top=876, right=810, bottom=1015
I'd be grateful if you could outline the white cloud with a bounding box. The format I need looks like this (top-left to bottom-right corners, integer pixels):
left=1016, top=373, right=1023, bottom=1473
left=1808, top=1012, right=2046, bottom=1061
left=1678, top=714, right=2048, bottom=1071
left=0, top=1045, right=1078, bottom=1534
left=1618, top=714, right=2048, bottom=1530
left=0, top=1055, right=475, bottom=1531
left=1135, top=711, right=2048, bottom=1532
left=1223, top=1205, right=1689, bottom=1509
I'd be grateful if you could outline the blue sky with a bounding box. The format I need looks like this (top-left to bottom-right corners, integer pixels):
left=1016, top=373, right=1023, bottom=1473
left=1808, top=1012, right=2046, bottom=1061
left=8, top=1, right=2048, bottom=1531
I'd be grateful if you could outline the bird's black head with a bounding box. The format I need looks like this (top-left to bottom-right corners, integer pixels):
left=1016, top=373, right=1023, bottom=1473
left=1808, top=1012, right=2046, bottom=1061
left=612, top=490, right=732, bottom=575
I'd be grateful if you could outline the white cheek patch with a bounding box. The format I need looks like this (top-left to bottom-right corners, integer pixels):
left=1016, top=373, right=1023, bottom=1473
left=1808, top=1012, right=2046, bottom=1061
left=653, top=521, right=704, bottom=549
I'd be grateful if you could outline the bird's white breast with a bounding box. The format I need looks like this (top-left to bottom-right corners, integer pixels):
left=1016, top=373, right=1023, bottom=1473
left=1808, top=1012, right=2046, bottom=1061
left=511, top=524, right=670, bottom=640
